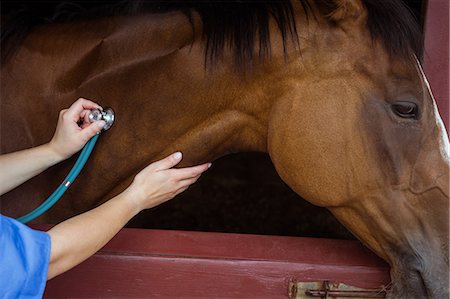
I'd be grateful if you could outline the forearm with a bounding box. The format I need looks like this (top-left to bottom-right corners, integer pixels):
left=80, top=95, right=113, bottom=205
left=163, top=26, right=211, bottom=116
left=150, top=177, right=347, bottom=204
left=47, top=192, right=139, bottom=279
left=0, top=143, right=63, bottom=195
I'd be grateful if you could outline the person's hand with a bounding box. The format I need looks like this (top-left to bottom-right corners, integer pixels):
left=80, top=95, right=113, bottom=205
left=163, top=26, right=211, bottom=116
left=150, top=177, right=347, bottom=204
left=122, top=152, right=211, bottom=212
left=46, top=152, right=210, bottom=280
left=49, top=98, right=106, bottom=160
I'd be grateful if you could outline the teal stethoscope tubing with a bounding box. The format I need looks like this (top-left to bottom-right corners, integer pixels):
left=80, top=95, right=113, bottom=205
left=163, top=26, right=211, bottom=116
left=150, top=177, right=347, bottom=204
left=16, top=134, right=100, bottom=224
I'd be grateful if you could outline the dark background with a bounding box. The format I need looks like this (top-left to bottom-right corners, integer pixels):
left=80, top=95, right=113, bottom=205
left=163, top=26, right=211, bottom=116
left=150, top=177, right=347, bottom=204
left=129, top=153, right=355, bottom=239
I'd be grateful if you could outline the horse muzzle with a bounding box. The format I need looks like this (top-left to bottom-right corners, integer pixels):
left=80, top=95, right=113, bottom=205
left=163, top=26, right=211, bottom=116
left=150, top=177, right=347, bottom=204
left=387, top=244, right=449, bottom=299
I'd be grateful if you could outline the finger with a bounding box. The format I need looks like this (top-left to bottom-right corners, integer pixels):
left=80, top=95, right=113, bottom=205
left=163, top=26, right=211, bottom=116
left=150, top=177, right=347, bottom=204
left=152, top=152, right=183, bottom=171
left=58, top=109, right=68, bottom=118
left=180, top=174, right=201, bottom=186
left=174, top=185, right=190, bottom=196
left=66, top=98, right=102, bottom=122
left=80, top=109, right=93, bottom=129
left=80, top=109, right=90, bottom=120
left=79, top=120, right=106, bottom=141
left=173, top=163, right=211, bottom=179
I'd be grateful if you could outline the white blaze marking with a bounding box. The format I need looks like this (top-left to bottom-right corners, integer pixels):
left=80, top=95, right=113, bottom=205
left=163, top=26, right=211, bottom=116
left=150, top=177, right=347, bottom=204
left=431, top=96, right=450, bottom=163
left=416, top=58, right=450, bottom=163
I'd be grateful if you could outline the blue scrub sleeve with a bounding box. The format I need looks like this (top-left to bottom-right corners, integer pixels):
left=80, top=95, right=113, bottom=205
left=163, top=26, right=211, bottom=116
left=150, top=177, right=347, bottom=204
left=0, top=215, right=51, bottom=299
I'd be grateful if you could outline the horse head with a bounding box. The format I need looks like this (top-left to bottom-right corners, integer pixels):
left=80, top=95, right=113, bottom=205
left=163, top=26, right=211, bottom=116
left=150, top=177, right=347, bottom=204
left=268, top=1, right=449, bottom=297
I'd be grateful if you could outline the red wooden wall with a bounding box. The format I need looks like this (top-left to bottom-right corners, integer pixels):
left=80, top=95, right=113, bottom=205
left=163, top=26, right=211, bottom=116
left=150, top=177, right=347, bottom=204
left=424, top=0, right=449, bottom=131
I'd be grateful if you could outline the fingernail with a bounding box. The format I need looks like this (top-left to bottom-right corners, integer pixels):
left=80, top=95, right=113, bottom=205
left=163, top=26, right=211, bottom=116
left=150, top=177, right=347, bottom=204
left=174, top=152, right=182, bottom=160
left=207, top=163, right=212, bottom=168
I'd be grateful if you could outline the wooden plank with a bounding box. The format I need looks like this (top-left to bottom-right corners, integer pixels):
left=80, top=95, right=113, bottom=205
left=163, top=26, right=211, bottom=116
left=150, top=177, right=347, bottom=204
left=41, top=228, right=390, bottom=298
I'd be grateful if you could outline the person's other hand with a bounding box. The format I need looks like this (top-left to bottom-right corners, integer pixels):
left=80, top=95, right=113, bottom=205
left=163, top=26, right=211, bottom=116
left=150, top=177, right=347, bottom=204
left=49, top=98, right=106, bottom=160
left=123, top=152, right=211, bottom=212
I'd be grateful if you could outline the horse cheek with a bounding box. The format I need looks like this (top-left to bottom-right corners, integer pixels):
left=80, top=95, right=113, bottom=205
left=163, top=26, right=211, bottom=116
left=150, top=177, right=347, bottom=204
left=267, top=97, right=350, bottom=208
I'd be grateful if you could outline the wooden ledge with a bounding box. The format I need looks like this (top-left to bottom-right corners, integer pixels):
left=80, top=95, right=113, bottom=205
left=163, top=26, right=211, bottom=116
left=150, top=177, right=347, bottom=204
left=32, top=227, right=390, bottom=298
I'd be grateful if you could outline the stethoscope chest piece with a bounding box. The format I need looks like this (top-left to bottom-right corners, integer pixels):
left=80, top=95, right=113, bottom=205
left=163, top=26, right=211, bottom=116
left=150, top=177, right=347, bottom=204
left=89, top=107, right=115, bottom=131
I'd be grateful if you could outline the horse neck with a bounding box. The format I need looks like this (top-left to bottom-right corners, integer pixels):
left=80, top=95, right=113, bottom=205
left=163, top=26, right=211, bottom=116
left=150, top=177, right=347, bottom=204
left=132, top=69, right=274, bottom=165
left=81, top=5, right=319, bottom=167
left=71, top=13, right=279, bottom=166
left=6, top=6, right=313, bottom=168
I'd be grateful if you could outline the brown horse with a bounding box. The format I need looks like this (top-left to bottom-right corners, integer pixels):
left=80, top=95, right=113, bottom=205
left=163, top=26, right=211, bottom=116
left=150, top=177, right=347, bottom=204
left=1, top=0, right=448, bottom=298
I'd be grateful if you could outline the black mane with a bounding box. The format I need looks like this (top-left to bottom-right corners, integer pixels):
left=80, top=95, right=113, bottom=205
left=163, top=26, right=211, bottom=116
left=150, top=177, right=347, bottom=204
left=1, top=0, right=423, bottom=66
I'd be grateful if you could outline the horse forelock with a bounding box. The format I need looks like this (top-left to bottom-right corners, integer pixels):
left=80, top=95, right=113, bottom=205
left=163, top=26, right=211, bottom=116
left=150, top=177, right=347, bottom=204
left=1, top=0, right=423, bottom=67
left=363, top=0, right=423, bottom=61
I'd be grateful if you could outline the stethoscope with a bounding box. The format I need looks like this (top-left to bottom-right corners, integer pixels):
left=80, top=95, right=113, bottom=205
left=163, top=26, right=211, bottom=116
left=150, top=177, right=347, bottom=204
left=16, top=107, right=115, bottom=224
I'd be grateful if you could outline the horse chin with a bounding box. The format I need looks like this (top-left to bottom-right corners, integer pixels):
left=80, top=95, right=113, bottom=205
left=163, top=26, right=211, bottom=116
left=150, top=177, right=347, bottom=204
left=388, top=269, right=428, bottom=299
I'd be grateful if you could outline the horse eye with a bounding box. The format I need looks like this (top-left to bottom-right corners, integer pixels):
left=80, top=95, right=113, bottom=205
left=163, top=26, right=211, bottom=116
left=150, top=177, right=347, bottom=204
left=391, top=101, right=418, bottom=119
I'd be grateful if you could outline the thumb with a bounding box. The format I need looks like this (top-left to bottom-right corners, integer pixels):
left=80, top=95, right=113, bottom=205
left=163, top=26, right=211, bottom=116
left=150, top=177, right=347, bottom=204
left=80, top=120, right=106, bottom=141
left=152, top=152, right=183, bottom=170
